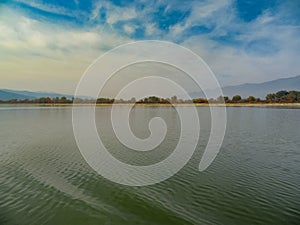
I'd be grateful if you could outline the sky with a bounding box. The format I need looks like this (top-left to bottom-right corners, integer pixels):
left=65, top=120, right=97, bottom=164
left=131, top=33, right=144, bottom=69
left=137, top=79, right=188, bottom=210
left=0, top=0, right=299, bottom=94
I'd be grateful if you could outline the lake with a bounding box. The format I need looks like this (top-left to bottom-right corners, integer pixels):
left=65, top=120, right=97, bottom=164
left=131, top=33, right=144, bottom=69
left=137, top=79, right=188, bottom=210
left=0, top=106, right=299, bottom=225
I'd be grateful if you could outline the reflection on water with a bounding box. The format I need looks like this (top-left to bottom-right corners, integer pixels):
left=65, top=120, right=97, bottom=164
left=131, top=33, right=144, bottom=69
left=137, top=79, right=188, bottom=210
left=0, top=106, right=299, bottom=225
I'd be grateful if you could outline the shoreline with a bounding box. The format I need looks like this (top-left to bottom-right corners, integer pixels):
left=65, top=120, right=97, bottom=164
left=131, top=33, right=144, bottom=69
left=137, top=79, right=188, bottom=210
left=1, top=103, right=300, bottom=107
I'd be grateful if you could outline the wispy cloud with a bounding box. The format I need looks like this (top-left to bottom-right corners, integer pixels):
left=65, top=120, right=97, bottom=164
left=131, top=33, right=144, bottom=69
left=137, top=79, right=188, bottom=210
left=0, top=0, right=299, bottom=92
left=14, top=0, right=75, bottom=17
left=0, top=5, right=131, bottom=93
left=91, top=0, right=137, bottom=25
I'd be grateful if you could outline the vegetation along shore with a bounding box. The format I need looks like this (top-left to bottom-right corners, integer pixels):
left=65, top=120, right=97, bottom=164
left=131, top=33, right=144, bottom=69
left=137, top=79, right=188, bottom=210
left=1, top=90, right=300, bottom=107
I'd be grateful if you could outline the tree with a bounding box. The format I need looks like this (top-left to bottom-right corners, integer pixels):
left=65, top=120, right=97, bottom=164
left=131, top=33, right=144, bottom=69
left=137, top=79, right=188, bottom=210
left=38, top=97, right=49, bottom=104
left=276, top=90, right=289, bottom=99
left=216, top=96, right=229, bottom=103
left=52, top=97, right=59, bottom=103
left=130, top=97, right=136, bottom=103
left=171, top=95, right=177, bottom=103
left=266, top=93, right=276, bottom=102
left=287, top=91, right=300, bottom=102
left=148, top=96, right=160, bottom=103
left=193, top=98, right=208, bottom=104
left=232, top=95, right=242, bottom=102
left=59, top=96, right=67, bottom=103
left=247, top=96, right=256, bottom=102
left=97, top=98, right=113, bottom=104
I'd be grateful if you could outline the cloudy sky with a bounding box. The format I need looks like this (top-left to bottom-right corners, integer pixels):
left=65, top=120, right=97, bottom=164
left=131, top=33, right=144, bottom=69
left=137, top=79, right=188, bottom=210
left=0, top=0, right=299, bottom=94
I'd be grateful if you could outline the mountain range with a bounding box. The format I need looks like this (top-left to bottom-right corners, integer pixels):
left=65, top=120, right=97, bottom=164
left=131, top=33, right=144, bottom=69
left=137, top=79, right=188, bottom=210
left=0, top=89, right=73, bottom=101
left=190, top=75, right=300, bottom=99
left=220, top=75, right=300, bottom=98
left=1, top=75, right=299, bottom=101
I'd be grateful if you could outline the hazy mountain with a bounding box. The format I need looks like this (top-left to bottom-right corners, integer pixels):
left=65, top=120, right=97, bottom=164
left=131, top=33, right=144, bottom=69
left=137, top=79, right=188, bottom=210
left=191, top=75, right=300, bottom=99
left=0, top=90, right=33, bottom=101
left=221, top=75, right=300, bottom=99
left=0, top=89, right=73, bottom=101
left=1, top=75, right=300, bottom=101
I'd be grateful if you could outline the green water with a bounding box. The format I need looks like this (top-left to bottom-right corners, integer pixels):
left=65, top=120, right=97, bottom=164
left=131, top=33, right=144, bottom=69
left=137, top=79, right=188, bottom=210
left=0, top=106, right=299, bottom=225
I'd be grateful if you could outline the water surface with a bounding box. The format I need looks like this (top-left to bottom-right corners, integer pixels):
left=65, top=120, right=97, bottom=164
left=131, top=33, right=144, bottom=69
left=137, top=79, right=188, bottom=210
left=0, top=106, right=299, bottom=225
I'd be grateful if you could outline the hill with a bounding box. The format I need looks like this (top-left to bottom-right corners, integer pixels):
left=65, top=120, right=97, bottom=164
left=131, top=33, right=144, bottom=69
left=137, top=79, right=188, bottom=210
left=221, top=75, right=300, bottom=98
left=0, top=89, right=73, bottom=101
left=190, top=75, right=300, bottom=99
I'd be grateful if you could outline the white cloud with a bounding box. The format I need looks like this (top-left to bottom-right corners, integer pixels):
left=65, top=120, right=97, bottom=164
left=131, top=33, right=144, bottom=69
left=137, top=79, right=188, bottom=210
left=107, top=7, right=136, bottom=25
left=1, top=0, right=299, bottom=93
left=182, top=25, right=300, bottom=87
left=13, top=0, right=84, bottom=18
left=0, top=8, right=131, bottom=59
left=145, top=23, right=159, bottom=36
left=169, top=0, right=232, bottom=37
left=0, top=8, right=132, bottom=93
left=91, top=1, right=137, bottom=25
left=164, top=0, right=300, bottom=86
left=123, top=24, right=136, bottom=35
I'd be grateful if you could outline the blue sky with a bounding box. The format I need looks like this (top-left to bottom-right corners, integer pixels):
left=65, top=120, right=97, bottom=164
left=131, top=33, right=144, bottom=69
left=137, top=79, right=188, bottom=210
left=0, top=0, right=299, bottom=93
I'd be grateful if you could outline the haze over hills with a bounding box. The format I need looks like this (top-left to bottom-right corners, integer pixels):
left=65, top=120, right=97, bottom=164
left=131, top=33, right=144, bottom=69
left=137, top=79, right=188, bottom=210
left=220, top=75, right=300, bottom=99
left=190, top=75, right=300, bottom=99
left=0, top=89, right=73, bottom=101
left=0, top=75, right=300, bottom=101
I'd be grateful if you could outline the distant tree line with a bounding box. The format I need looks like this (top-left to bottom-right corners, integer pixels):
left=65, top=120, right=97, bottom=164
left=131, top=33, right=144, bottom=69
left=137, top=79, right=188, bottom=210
left=265, top=90, right=300, bottom=103
left=193, top=90, right=300, bottom=104
left=0, top=96, right=72, bottom=104
left=1, top=90, right=300, bottom=104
